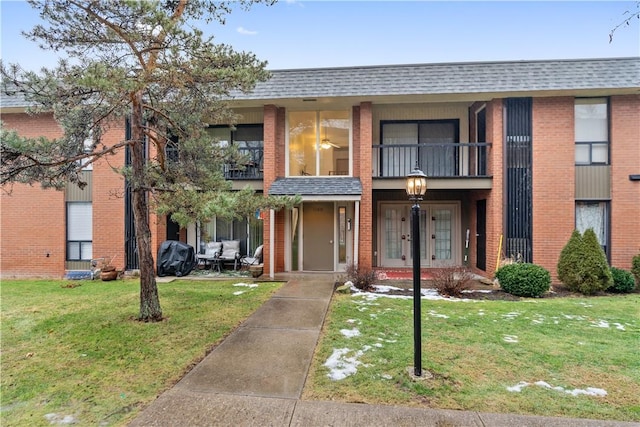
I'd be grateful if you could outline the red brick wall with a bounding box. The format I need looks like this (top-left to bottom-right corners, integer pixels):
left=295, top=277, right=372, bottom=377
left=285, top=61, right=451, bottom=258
left=610, top=95, right=640, bottom=269
left=1, top=113, right=66, bottom=277
left=532, top=97, right=575, bottom=282
left=1, top=112, right=127, bottom=277
left=357, top=102, right=373, bottom=269
left=91, top=123, right=126, bottom=271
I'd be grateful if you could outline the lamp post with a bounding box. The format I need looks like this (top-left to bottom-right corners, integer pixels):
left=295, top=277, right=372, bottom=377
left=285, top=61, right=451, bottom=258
left=406, top=166, right=427, bottom=377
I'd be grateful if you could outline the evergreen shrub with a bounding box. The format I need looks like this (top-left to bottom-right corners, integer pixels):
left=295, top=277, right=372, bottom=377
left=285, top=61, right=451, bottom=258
left=557, top=230, right=583, bottom=291
left=495, top=263, right=551, bottom=297
left=632, top=253, right=640, bottom=286
left=578, top=229, right=613, bottom=295
left=609, top=267, right=636, bottom=293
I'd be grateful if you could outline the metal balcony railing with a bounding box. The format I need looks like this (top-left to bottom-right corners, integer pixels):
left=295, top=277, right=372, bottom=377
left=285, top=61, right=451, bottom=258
left=372, top=142, right=491, bottom=178
left=224, top=147, right=264, bottom=180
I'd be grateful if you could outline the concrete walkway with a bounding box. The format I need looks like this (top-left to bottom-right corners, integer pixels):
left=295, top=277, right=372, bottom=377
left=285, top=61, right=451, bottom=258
left=129, top=279, right=638, bottom=427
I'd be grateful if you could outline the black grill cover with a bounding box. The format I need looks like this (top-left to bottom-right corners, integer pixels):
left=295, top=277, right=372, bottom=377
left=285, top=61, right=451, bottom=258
left=157, top=240, right=197, bottom=277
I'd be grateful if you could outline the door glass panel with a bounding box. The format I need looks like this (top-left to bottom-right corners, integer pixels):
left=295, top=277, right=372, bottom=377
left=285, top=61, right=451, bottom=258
left=433, top=208, right=452, bottom=260
left=338, top=206, right=347, bottom=263
left=384, top=207, right=403, bottom=259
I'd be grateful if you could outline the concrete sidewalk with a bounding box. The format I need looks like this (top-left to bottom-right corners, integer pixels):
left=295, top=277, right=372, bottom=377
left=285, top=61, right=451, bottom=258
left=129, top=279, right=638, bottom=427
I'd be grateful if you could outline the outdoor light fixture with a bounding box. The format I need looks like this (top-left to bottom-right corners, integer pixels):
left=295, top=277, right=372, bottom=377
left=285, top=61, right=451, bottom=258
left=406, top=165, right=427, bottom=377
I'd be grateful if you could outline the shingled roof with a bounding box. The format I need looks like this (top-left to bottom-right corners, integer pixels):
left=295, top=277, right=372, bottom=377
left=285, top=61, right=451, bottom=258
left=3, top=57, right=638, bottom=109
left=235, top=57, right=639, bottom=100
left=269, top=177, right=362, bottom=197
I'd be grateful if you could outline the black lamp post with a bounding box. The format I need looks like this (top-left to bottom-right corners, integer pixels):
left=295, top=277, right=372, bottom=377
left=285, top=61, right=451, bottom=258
left=406, top=166, right=427, bottom=377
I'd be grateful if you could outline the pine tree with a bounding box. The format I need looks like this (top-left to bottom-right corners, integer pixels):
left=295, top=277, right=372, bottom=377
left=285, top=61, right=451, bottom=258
left=1, top=0, right=294, bottom=322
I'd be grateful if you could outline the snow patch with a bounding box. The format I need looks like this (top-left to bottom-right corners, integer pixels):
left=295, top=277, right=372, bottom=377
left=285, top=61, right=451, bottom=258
left=340, top=328, right=361, bottom=338
left=503, top=335, right=519, bottom=343
left=233, top=283, right=259, bottom=288
left=324, top=346, right=371, bottom=380
left=507, top=381, right=607, bottom=397
left=44, top=413, right=77, bottom=425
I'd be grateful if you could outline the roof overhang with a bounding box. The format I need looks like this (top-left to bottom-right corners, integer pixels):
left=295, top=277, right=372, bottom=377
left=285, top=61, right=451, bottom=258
left=268, top=177, right=362, bottom=201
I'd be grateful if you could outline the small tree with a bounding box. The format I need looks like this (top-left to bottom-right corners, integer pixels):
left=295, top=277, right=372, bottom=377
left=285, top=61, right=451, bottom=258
left=578, top=228, right=613, bottom=295
left=557, top=229, right=584, bottom=291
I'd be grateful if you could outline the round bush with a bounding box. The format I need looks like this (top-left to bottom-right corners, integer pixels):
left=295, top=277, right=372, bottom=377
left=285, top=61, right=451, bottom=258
left=609, top=267, right=636, bottom=293
left=495, top=263, right=551, bottom=297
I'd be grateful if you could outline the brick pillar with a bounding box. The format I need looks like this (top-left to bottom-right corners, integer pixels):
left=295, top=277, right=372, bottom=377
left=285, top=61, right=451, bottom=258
left=484, top=99, right=504, bottom=276
left=262, top=104, right=278, bottom=276
left=358, top=102, right=373, bottom=269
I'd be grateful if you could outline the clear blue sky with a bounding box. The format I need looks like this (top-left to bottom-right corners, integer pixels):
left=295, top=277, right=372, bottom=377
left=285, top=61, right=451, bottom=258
left=1, top=1, right=638, bottom=71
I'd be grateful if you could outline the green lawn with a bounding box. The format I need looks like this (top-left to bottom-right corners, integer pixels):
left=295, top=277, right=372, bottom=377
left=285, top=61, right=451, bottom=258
left=303, top=290, right=640, bottom=422
left=0, top=278, right=282, bottom=427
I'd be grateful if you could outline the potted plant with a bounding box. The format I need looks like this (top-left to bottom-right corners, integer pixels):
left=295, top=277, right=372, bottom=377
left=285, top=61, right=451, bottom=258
left=98, top=256, right=118, bottom=281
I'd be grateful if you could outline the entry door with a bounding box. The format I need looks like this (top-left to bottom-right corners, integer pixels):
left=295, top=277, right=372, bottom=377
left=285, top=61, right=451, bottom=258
left=303, top=202, right=334, bottom=271
left=380, top=203, right=457, bottom=268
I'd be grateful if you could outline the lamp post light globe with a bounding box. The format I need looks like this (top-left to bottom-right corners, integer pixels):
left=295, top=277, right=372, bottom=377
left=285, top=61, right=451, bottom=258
left=406, top=166, right=427, bottom=377
left=406, top=167, right=428, bottom=201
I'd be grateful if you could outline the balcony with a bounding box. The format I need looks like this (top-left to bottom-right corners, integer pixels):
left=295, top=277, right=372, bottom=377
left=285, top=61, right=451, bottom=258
left=372, top=142, right=492, bottom=190
left=224, top=146, right=264, bottom=180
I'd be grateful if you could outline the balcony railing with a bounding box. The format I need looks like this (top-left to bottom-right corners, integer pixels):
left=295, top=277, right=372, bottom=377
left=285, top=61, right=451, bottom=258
left=224, top=147, right=264, bottom=180
left=372, top=142, right=491, bottom=178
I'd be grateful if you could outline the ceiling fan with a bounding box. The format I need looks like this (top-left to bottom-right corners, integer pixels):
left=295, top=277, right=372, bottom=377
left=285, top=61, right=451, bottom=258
left=320, top=126, right=340, bottom=149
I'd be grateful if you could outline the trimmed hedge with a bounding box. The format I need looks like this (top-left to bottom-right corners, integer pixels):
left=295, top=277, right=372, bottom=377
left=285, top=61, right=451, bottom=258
left=495, top=263, right=551, bottom=297
left=609, top=267, right=636, bottom=293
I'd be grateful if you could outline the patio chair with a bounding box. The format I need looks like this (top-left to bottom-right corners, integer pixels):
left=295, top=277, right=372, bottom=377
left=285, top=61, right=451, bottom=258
left=219, top=240, right=241, bottom=270
left=196, top=241, right=222, bottom=271
left=240, top=245, right=263, bottom=269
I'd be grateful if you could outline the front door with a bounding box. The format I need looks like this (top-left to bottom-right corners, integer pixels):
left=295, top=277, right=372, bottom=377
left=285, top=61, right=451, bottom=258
left=380, top=203, right=458, bottom=268
left=303, top=202, right=334, bottom=271
left=476, top=199, right=487, bottom=270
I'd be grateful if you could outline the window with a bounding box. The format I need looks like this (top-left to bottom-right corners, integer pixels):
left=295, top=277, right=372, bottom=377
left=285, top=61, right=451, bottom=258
left=380, top=120, right=458, bottom=177
left=201, top=216, right=263, bottom=256
left=575, top=98, right=608, bottom=165
left=288, top=111, right=350, bottom=176
left=207, top=124, right=264, bottom=178
left=67, top=202, right=92, bottom=261
left=576, top=201, right=609, bottom=257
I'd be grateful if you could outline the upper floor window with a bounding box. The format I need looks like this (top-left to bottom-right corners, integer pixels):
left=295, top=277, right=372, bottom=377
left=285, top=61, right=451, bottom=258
left=207, top=124, right=264, bottom=178
left=575, top=98, right=608, bottom=165
left=380, top=120, right=458, bottom=177
left=288, top=111, right=350, bottom=177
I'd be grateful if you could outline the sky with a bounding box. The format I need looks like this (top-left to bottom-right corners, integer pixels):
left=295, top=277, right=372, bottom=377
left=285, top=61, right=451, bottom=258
left=1, top=1, right=638, bottom=71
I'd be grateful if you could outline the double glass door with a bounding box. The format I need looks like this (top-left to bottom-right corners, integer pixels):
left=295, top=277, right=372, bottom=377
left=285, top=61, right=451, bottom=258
left=380, top=203, right=458, bottom=268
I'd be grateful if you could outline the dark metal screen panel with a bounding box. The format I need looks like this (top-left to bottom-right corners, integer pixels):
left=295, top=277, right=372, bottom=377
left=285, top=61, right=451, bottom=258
left=124, top=117, right=139, bottom=270
left=504, top=98, right=533, bottom=262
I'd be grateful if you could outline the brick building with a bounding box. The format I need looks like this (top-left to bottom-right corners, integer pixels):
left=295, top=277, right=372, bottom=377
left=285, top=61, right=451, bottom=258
left=1, top=57, right=639, bottom=280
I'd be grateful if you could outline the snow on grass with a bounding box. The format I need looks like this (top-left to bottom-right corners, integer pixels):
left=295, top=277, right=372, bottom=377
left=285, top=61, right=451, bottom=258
left=232, top=283, right=259, bottom=295
left=324, top=346, right=372, bottom=380
left=503, top=335, right=519, bottom=343
left=507, top=381, right=607, bottom=397
left=340, top=328, right=361, bottom=338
